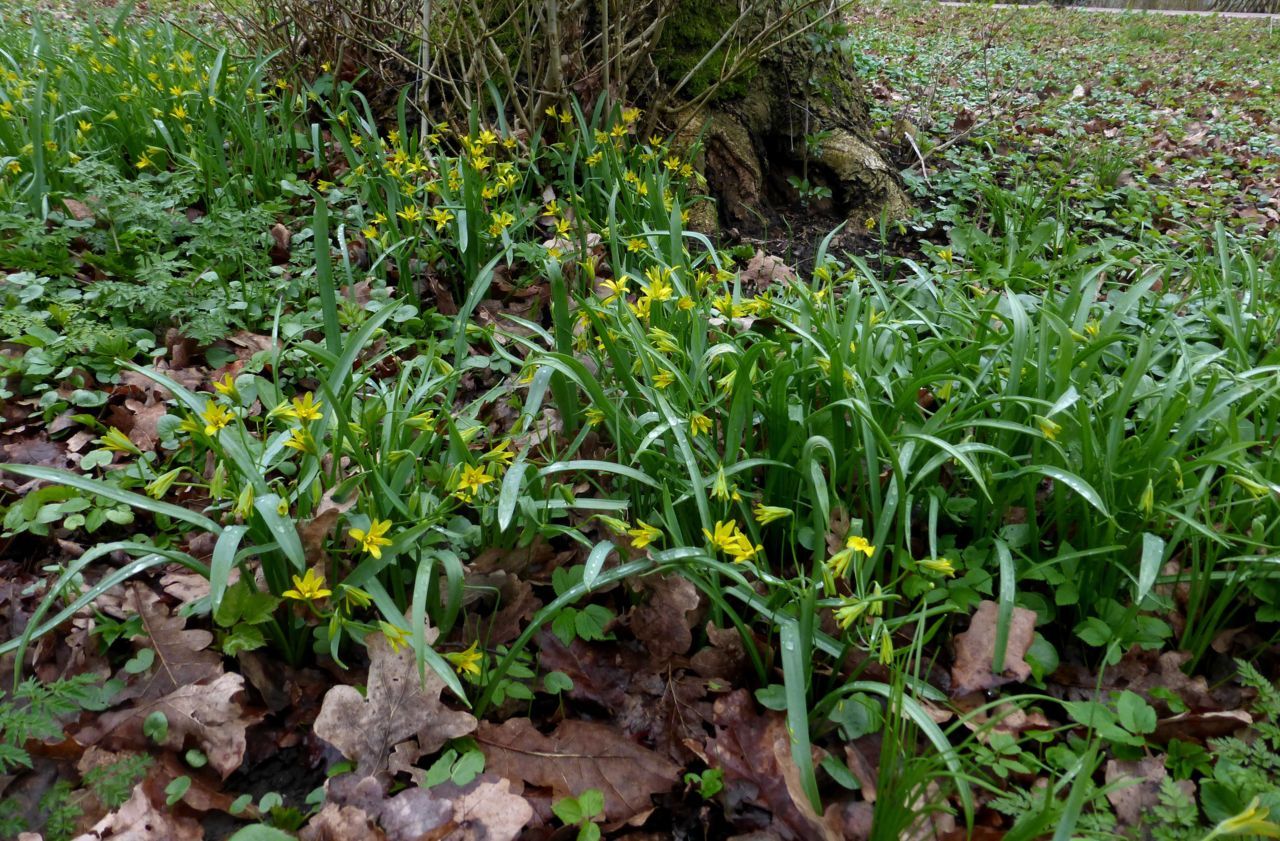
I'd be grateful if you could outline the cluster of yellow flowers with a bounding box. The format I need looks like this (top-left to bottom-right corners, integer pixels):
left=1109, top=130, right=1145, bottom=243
left=704, top=519, right=762, bottom=564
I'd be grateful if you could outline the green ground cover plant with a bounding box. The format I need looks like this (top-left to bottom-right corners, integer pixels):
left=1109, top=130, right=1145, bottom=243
left=1, top=0, right=1279, bottom=838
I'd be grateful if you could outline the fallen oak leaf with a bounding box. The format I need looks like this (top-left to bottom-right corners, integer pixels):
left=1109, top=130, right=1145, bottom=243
left=112, top=584, right=222, bottom=705
left=950, top=600, right=1037, bottom=696
left=300, top=803, right=387, bottom=841
left=71, top=781, right=203, bottom=841
left=313, top=631, right=477, bottom=779
left=477, top=717, right=679, bottom=826
left=76, top=672, right=262, bottom=779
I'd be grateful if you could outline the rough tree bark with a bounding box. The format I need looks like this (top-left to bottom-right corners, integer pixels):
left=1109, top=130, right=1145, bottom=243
left=666, top=2, right=911, bottom=231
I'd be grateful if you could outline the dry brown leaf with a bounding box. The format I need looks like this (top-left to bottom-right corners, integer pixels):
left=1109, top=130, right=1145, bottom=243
left=629, top=574, right=701, bottom=666
left=448, top=778, right=534, bottom=841
left=313, top=631, right=477, bottom=779
left=1105, top=756, right=1186, bottom=827
left=122, top=399, right=168, bottom=453
left=478, top=717, right=679, bottom=826
left=269, top=223, right=292, bottom=263
left=70, top=783, right=203, bottom=841
left=298, top=486, right=356, bottom=559
left=112, top=585, right=222, bottom=705
left=690, top=622, right=748, bottom=682
left=703, top=690, right=837, bottom=841
left=950, top=600, right=1037, bottom=696
left=77, top=672, right=261, bottom=778
left=740, top=250, right=797, bottom=290
left=1154, top=709, right=1252, bottom=743
left=533, top=633, right=714, bottom=764
left=324, top=773, right=531, bottom=841
left=299, top=803, right=386, bottom=841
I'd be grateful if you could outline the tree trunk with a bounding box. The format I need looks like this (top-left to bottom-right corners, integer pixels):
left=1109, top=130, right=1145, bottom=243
left=667, top=3, right=910, bottom=232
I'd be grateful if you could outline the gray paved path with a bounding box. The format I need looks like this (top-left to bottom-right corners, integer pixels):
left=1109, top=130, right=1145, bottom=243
left=936, top=2, right=1279, bottom=19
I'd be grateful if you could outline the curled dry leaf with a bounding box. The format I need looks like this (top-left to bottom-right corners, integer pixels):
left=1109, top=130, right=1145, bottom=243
left=77, top=672, right=261, bottom=778
left=313, top=631, right=477, bottom=779
left=950, top=600, right=1037, bottom=696
left=478, top=717, right=680, bottom=826
left=71, top=782, right=203, bottom=841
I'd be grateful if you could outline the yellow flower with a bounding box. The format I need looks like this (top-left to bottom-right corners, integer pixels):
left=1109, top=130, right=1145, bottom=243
left=585, top=407, right=606, bottom=427
left=135, top=152, right=152, bottom=170
left=600, top=277, right=629, bottom=304
left=283, top=568, right=332, bottom=601
left=826, top=546, right=855, bottom=579
left=847, top=535, right=876, bottom=557
left=622, top=107, right=641, bottom=124
left=488, top=211, right=515, bottom=237
left=446, top=641, right=484, bottom=678
left=455, top=464, right=495, bottom=499
left=711, top=467, right=740, bottom=502
left=703, top=520, right=738, bottom=553
left=627, top=238, right=645, bottom=253
left=349, top=519, right=393, bottom=558
left=627, top=520, right=662, bottom=549
left=653, top=370, right=675, bottom=389
left=752, top=504, right=791, bottom=525
left=1036, top=416, right=1062, bottom=441
left=290, top=392, right=324, bottom=422
left=648, top=327, right=679, bottom=354
left=878, top=627, right=894, bottom=664
left=282, top=427, right=315, bottom=454
left=379, top=621, right=411, bottom=653
left=585, top=151, right=602, bottom=166
left=430, top=206, right=454, bottom=231
left=397, top=205, right=423, bottom=224
left=1204, top=797, right=1280, bottom=840
left=643, top=266, right=674, bottom=302
left=918, top=557, right=956, bottom=577
left=99, top=426, right=141, bottom=455
left=145, top=467, right=183, bottom=499
left=212, top=373, right=239, bottom=399
left=201, top=401, right=233, bottom=435
left=834, top=597, right=867, bottom=629
left=483, top=439, right=516, bottom=467
left=689, top=412, right=711, bottom=437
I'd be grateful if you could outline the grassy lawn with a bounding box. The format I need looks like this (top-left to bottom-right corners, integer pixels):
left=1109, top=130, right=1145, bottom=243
left=0, top=1, right=1278, bottom=839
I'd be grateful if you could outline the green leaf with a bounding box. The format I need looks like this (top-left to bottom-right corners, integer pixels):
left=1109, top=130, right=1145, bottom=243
left=143, top=711, right=168, bottom=742
left=578, top=788, right=605, bottom=819
left=164, top=775, right=190, bottom=806
left=0, top=464, right=220, bottom=534
left=124, top=647, right=155, bottom=674
left=543, top=671, right=574, bottom=695
left=552, top=794, right=584, bottom=826
left=1116, top=690, right=1157, bottom=735
left=1136, top=532, right=1164, bottom=605
left=227, top=825, right=297, bottom=841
